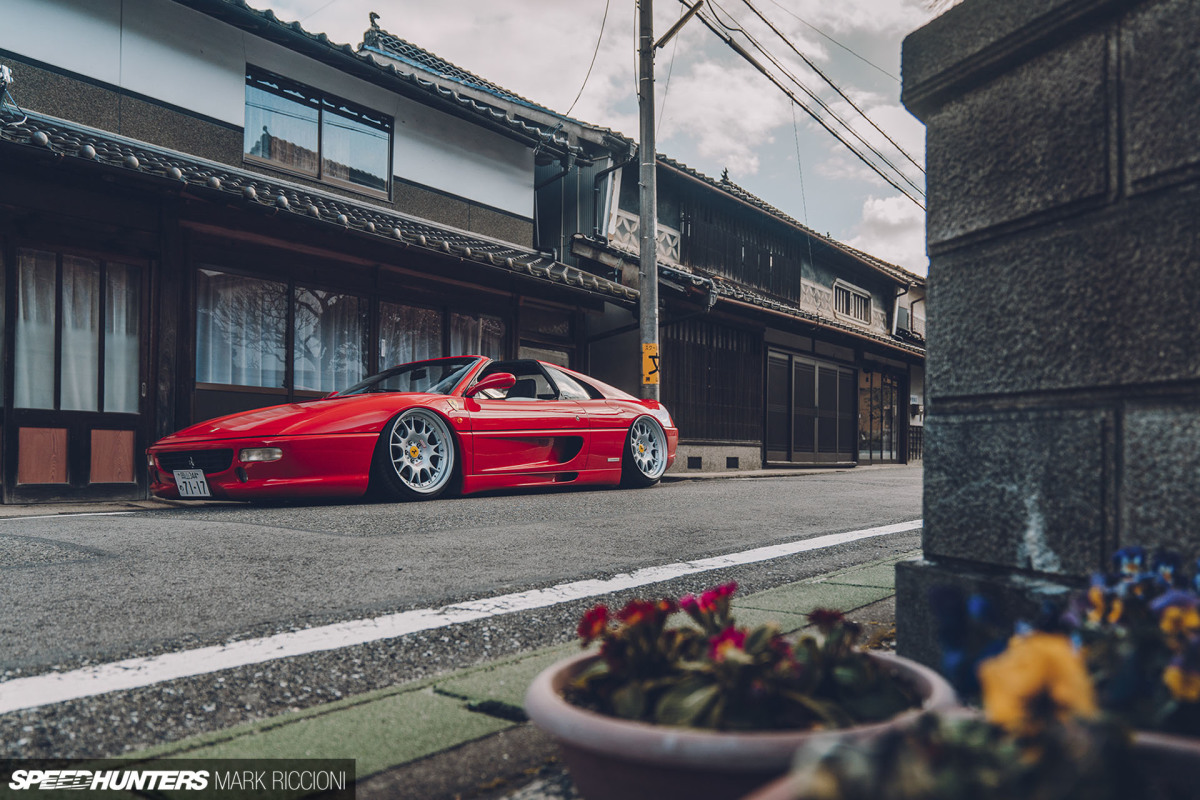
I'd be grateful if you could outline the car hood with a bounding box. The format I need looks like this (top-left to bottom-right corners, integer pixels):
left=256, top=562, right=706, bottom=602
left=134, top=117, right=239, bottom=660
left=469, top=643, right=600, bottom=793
left=156, top=393, right=444, bottom=443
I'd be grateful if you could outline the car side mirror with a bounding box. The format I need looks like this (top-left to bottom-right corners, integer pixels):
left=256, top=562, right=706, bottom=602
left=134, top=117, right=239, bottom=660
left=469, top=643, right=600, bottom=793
left=464, top=372, right=516, bottom=398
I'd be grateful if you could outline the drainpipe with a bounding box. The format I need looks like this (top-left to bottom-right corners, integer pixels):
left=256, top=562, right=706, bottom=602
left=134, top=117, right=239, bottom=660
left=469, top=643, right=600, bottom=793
left=535, top=151, right=577, bottom=190
left=592, top=145, right=637, bottom=239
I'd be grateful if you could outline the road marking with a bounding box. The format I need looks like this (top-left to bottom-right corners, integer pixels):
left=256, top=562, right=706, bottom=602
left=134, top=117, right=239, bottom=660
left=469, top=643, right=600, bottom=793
left=0, top=519, right=921, bottom=714
left=0, top=511, right=136, bottom=522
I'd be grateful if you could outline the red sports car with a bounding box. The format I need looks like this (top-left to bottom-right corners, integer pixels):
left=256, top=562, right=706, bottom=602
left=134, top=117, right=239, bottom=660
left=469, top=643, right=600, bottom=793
left=147, top=356, right=677, bottom=501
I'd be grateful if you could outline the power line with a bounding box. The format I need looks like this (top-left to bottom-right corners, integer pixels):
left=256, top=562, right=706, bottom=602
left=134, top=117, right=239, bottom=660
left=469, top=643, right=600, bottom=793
left=566, top=0, right=612, bottom=117
left=739, top=0, right=924, bottom=174
left=658, top=3, right=685, bottom=128
left=700, top=1, right=924, bottom=201
left=690, top=7, right=924, bottom=208
left=764, top=0, right=900, bottom=83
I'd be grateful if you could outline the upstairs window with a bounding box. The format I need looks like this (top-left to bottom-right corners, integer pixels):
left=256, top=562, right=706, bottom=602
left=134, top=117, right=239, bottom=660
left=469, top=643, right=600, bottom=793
left=833, top=280, right=872, bottom=325
left=244, top=66, right=392, bottom=196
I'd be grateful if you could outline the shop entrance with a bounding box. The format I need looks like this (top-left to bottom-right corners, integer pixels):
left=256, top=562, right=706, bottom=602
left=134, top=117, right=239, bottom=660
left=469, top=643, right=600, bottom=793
left=858, top=369, right=904, bottom=463
left=765, top=350, right=856, bottom=465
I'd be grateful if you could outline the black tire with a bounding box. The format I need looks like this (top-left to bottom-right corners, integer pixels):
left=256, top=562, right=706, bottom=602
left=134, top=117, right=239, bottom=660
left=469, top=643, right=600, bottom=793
left=621, top=415, right=668, bottom=488
left=372, top=408, right=457, bottom=501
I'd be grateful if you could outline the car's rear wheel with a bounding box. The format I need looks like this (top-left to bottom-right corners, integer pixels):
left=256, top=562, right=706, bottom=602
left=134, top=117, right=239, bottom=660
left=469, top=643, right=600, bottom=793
left=374, top=408, right=457, bottom=500
left=621, top=415, right=668, bottom=488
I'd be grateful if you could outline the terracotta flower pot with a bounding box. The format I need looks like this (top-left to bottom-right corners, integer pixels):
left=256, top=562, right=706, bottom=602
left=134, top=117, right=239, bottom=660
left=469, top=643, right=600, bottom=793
left=524, top=650, right=958, bottom=800
left=1132, top=729, right=1200, bottom=800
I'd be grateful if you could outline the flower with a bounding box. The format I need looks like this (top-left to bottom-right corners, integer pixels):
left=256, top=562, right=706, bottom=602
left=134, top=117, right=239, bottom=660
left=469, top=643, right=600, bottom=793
left=1163, top=661, right=1200, bottom=702
left=708, top=626, right=747, bottom=662
left=978, top=632, right=1097, bottom=736
left=566, top=583, right=917, bottom=732
left=577, top=605, right=609, bottom=645
left=1112, top=546, right=1146, bottom=582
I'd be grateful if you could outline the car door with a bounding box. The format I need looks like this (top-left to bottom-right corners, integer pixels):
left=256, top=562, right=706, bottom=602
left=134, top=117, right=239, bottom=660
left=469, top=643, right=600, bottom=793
left=462, top=361, right=590, bottom=477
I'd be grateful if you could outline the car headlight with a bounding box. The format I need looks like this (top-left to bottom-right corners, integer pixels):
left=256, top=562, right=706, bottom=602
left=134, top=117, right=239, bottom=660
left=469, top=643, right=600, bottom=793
left=239, top=447, right=283, bottom=462
left=652, top=406, right=674, bottom=429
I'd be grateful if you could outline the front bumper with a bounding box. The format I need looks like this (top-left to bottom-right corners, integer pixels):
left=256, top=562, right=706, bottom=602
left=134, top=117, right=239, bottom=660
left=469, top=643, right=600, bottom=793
left=148, top=433, right=377, bottom=500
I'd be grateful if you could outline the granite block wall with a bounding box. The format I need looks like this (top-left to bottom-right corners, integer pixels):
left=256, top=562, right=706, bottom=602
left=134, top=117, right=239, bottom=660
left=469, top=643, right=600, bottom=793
left=897, top=0, right=1200, bottom=665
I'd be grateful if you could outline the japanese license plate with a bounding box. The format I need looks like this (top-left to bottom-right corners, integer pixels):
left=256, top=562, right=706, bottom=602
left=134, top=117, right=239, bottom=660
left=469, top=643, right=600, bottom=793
left=173, top=469, right=211, bottom=498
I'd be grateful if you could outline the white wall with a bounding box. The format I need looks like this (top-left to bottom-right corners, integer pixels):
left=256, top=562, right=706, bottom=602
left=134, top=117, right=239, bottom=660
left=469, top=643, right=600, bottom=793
left=1, top=0, right=534, bottom=217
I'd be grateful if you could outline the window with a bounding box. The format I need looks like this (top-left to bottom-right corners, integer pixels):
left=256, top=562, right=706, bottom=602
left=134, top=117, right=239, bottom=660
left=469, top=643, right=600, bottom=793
left=293, top=288, right=369, bottom=393
left=196, top=269, right=367, bottom=394
left=833, top=281, right=871, bottom=325
left=379, top=302, right=442, bottom=368
left=195, top=270, right=287, bottom=388
left=244, top=66, right=392, bottom=196
left=450, top=313, right=507, bottom=359
left=544, top=366, right=596, bottom=400
left=15, top=249, right=141, bottom=413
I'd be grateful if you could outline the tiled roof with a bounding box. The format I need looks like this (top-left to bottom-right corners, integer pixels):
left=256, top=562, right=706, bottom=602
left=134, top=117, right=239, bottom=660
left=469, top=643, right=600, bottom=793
left=574, top=235, right=924, bottom=358
left=0, top=108, right=638, bottom=303
left=657, top=155, right=925, bottom=287
left=362, top=23, right=549, bottom=117
left=171, top=0, right=587, bottom=160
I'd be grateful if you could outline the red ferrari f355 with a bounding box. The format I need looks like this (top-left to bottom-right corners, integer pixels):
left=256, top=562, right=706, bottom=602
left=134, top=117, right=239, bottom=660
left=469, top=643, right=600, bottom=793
left=148, top=356, right=678, bottom=501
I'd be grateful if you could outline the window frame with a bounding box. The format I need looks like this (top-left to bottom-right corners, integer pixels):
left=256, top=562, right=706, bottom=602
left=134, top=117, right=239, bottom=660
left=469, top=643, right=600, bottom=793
left=243, top=65, right=394, bottom=200
left=832, top=280, right=872, bottom=326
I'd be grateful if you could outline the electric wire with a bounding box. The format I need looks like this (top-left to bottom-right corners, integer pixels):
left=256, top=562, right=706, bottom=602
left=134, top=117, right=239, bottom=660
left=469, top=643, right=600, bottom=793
left=658, top=4, right=685, bottom=128
left=739, top=0, right=923, bottom=173
left=764, top=0, right=900, bottom=83
left=298, top=0, right=340, bottom=23
left=704, top=0, right=923, bottom=196
left=697, top=3, right=924, bottom=202
left=566, top=0, right=613, bottom=117
left=690, top=8, right=924, bottom=208
left=791, top=104, right=817, bottom=273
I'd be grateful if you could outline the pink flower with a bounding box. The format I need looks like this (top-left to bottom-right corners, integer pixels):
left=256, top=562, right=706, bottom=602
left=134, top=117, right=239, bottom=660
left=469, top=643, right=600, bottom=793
left=578, top=605, right=609, bottom=644
left=709, top=627, right=747, bottom=662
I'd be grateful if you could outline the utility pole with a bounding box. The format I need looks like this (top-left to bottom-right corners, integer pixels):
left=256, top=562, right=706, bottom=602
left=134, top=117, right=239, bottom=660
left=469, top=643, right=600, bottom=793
left=637, top=0, right=660, bottom=400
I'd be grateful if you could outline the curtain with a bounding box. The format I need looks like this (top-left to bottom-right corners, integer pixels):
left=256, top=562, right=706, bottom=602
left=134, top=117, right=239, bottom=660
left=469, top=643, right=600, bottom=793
left=379, top=303, right=442, bottom=368
left=195, top=269, right=287, bottom=388
left=60, top=256, right=100, bottom=411
left=450, top=313, right=506, bottom=359
left=293, top=288, right=368, bottom=392
left=104, top=264, right=140, bottom=413
left=15, top=249, right=57, bottom=409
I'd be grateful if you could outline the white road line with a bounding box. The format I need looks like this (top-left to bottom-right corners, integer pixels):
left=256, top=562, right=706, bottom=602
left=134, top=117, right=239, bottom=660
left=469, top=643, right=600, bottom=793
left=0, top=511, right=136, bottom=522
left=0, top=519, right=921, bottom=715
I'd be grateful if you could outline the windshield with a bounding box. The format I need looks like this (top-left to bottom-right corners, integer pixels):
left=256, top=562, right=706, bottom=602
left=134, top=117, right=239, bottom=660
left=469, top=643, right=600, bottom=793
left=337, top=357, right=480, bottom=397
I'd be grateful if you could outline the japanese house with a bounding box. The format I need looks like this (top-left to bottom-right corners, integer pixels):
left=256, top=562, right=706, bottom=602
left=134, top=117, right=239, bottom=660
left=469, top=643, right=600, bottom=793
left=0, top=0, right=924, bottom=504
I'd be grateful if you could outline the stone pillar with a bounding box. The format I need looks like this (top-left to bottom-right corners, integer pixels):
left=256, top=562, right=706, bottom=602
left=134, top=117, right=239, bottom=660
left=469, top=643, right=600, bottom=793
left=896, top=0, right=1200, bottom=665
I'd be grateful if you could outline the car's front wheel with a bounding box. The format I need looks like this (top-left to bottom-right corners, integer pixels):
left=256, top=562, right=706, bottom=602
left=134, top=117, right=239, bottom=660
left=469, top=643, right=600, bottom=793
left=621, top=415, right=668, bottom=488
left=373, top=408, right=457, bottom=500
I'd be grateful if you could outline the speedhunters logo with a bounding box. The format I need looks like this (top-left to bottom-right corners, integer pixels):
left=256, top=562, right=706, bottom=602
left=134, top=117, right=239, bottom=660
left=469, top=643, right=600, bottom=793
left=9, top=770, right=209, bottom=791
left=1, top=760, right=354, bottom=798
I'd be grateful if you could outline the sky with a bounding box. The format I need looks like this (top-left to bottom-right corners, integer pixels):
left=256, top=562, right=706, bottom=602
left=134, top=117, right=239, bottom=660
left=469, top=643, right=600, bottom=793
left=260, top=0, right=939, bottom=275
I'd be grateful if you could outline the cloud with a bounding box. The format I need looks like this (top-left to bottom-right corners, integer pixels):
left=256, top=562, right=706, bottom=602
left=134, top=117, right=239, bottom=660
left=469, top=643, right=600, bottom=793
left=783, top=0, right=937, bottom=35
left=658, top=61, right=794, bottom=176
left=846, top=195, right=928, bottom=274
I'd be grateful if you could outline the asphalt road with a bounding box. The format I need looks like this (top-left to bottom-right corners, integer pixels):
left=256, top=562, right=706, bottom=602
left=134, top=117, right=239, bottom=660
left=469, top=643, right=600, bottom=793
left=0, top=467, right=922, bottom=757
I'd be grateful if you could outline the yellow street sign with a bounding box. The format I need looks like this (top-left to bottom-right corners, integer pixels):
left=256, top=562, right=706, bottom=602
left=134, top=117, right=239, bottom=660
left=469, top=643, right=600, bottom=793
left=642, top=343, right=660, bottom=385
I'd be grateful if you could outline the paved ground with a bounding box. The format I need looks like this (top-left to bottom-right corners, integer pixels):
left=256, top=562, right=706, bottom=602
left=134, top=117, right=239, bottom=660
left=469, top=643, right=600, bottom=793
left=119, top=551, right=910, bottom=800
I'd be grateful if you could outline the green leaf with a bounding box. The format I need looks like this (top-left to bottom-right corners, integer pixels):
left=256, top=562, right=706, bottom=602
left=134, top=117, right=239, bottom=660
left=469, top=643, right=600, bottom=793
left=653, top=678, right=720, bottom=727
left=610, top=682, right=647, bottom=720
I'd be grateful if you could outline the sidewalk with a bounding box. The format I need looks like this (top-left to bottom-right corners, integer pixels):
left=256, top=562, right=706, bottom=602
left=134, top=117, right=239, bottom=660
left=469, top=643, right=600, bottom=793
left=126, top=550, right=914, bottom=800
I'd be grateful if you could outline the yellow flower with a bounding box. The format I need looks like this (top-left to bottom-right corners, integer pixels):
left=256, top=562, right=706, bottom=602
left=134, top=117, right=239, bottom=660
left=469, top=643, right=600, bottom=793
left=979, top=632, right=1097, bottom=736
left=1164, top=665, right=1200, bottom=702
left=1160, top=606, right=1200, bottom=638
